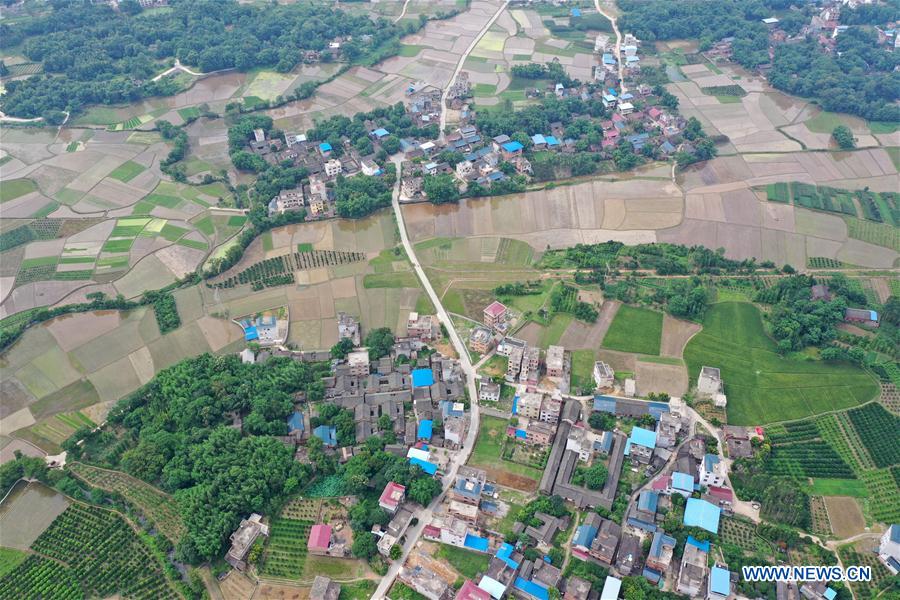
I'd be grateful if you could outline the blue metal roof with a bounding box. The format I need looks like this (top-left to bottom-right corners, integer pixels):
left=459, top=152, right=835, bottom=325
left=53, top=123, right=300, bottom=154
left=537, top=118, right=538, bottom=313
left=649, top=531, right=675, bottom=558
left=313, top=425, right=337, bottom=447
left=287, top=412, right=304, bottom=433
left=594, top=431, right=613, bottom=454
left=511, top=395, right=519, bottom=415
left=824, top=588, right=837, bottom=600
left=464, top=533, right=489, bottom=552
left=593, top=396, right=616, bottom=413
left=515, top=429, right=527, bottom=439
left=514, top=578, right=549, bottom=600
left=710, top=566, right=731, bottom=596
left=373, top=128, right=389, bottom=137
left=602, top=54, right=615, bottom=64
left=409, top=457, right=438, bottom=475
left=573, top=523, right=598, bottom=547
left=648, top=401, right=670, bottom=419
left=642, top=567, right=662, bottom=583
left=454, top=474, right=482, bottom=500
left=637, top=490, right=659, bottom=513
left=412, top=369, right=434, bottom=388
left=704, top=453, right=720, bottom=472
left=571, top=7, right=581, bottom=16
left=441, top=401, right=464, bottom=419
left=625, top=427, right=657, bottom=455
left=672, top=472, right=694, bottom=492
left=686, top=535, right=710, bottom=552
left=244, top=326, right=259, bottom=341
left=545, top=135, right=560, bottom=146
left=501, top=141, right=523, bottom=152
left=496, top=543, right=519, bottom=569
left=319, top=142, right=332, bottom=152
left=684, top=498, right=721, bottom=533
left=626, top=517, right=657, bottom=533
left=418, top=420, right=433, bottom=440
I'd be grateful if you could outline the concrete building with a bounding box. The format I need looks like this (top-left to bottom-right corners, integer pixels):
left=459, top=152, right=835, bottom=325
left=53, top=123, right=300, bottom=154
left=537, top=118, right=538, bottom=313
left=469, top=326, right=494, bottom=354
left=506, top=346, right=523, bottom=382
left=593, top=361, right=614, bottom=388
left=879, top=524, right=900, bottom=574
left=379, top=481, right=406, bottom=514
left=310, top=576, right=341, bottom=600
left=483, top=301, right=507, bottom=329
left=479, top=381, right=500, bottom=403
left=407, top=312, right=438, bottom=341
left=225, top=513, right=269, bottom=571
left=450, top=466, right=486, bottom=506
left=590, top=519, right=621, bottom=564
left=545, top=345, right=566, bottom=377
left=699, top=453, right=727, bottom=488
left=697, top=366, right=727, bottom=407
left=517, top=392, right=544, bottom=420
left=337, top=312, right=361, bottom=346
left=677, top=538, right=709, bottom=597
left=708, top=566, right=732, bottom=600
left=324, top=158, right=342, bottom=177
left=347, top=350, right=370, bottom=377
left=268, top=187, right=304, bottom=216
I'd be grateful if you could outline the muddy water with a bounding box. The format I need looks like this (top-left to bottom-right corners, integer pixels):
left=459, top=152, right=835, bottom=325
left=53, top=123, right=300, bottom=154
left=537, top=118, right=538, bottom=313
left=0, top=480, right=70, bottom=549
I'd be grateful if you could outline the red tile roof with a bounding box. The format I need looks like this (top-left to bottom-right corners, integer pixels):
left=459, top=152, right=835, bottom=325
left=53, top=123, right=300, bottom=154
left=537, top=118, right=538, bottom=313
left=484, top=301, right=507, bottom=318
left=307, top=524, right=332, bottom=552
left=456, top=580, right=492, bottom=600
left=379, top=482, right=406, bottom=509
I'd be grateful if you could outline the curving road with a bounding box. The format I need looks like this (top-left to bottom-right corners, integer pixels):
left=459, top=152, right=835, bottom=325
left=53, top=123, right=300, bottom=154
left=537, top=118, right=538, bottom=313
left=439, top=0, right=511, bottom=139
left=371, top=157, right=482, bottom=599
left=593, top=0, right=626, bottom=93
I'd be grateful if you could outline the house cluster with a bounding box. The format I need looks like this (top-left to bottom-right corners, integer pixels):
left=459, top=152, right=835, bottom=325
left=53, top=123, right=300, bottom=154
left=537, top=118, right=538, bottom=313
left=449, top=531, right=626, bottom=600
left=406, top=82, right=444, bottom=127
left=250, top=126, right=391, bottom=218
left=373, top=479, right=424, bottom=556
left=594, top=32, right=642, bottom=82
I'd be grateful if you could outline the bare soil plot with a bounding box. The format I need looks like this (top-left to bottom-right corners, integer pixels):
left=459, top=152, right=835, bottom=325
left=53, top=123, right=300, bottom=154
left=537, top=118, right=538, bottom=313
left=220, top=570, right=257, bottom=600
left=0, top=379, right=34, bottom=420
left=45, top=310, right=122, bottom=352
left=0, top=439, right=45, bottom=464
left=635, top=359, right=688, bottom=397
left=824, top=496, right=866, bottom=538
left=558, top=300, right=620, bottom=350
left=660, top=315, right=702, bottom=358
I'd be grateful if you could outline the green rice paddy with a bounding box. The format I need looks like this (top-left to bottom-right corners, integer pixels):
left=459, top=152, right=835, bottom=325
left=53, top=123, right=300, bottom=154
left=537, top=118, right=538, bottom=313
left=602, top=305, right=663, bottom=355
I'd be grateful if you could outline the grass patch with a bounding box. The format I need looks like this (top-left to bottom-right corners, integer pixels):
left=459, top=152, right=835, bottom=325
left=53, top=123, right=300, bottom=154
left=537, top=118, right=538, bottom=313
left=434, top=545, right=490, bottom=580
left=398, top=44, right=424, bottom=57
left=177, top=106, right=201, bottom=121
left=683, top=302, right=879, bottom=426
left=804, top=110, right=853, bottom=134
left=262, top=231, right=273, bottom=251
left=469, top=415, right=542, bottom=481
left=160, top=223, right=188, bottom=242
left=101, top=238, right=135, bottom=253
left=107, top=161, right=146, bottom=183
left=19, top=256, right=59, bottom=269
left=226, top=215, right=247, bottom=227
left=0, top=548, right=27, bottom=579
left=473, top=83, right=498, bottom=96
left=193, top=216, right=215, bottom=236
left=363, top=272, right=418, bottom=289
left=297, top=242, right=313, bottom=253
left=0, top=178, right=37, bottom=203
left=868, top=120, right=898, bottom=134
left=602, top=305, right=663, bottom=355
left=804, top=478, right=869, bottom=498
left=339, top=580, right=377, bottom=600
left=540, top=313, right=573, bottom=347
left=177, top=238, right=208, bottom=250
left=571, top=349, right=596, bottom=391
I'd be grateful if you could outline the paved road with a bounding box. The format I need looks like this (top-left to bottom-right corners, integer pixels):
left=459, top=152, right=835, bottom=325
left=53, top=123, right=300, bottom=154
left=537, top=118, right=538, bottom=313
left=393, top=0, right=411, bottom=23
left=593, top=0, right=626, bottom=93
left=372, top=158, right=483, bottom=599
left=438, top=0, right=511, bottom=139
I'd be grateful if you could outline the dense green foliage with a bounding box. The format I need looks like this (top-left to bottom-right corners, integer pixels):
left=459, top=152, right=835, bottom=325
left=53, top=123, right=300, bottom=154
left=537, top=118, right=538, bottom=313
left=510, top=61, right=574, bottom=86
left=731, top=451, right=812, bottom=529
left=754, top=275, right=859, bottom=352
left=311, top=404, right=356, bottom=447
left=619, top=0, right=899, bottom=122
left=423, top=173, right=460, bottom=204
left=364, top=327, right=395, bottom=360
left=66, top=353, right=327, bottom=562
left=306, top=102, right=439, bottom=152
left=149, top=292, right=181, bottom=334
left=335, top=174, right=394, bottom=218
left=572, top=462, right=609, bottom=490
left=831, top=125, right=855, bottom=150
left=0, top=455, right=49, bottom=496
left=0, top=1, right=406, bottom=117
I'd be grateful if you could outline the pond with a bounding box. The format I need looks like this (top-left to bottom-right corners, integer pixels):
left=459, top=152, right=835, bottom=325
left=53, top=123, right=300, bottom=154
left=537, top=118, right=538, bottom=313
left=0, top=480, right=70, bottom=550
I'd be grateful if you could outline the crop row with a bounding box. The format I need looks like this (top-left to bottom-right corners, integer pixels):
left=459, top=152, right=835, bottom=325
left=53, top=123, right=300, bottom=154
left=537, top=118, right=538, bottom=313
left=768, top=420, right=820, bottom=445
left=29, top=503, right=178, bottom=600
left=847, top=403, right=900, bottom=468
left=259, top=518, right=313, bottom=579
left=767, top=441, right=856, bottom=479
left=68, top=462, right=186, bottom=542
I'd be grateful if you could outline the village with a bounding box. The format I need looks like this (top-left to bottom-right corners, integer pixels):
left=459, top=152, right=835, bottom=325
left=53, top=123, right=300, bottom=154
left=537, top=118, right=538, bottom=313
left=219, top=288, right=891, bottom=600
left=244, top=24, right=693, bottom=218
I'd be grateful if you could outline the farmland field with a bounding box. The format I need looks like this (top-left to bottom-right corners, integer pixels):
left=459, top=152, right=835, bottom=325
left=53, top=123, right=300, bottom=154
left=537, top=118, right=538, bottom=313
left=258, top=517, right=312, bottom=580
left=601, top=305, right=663, bottom=355
left=684, top=302, right=878, bottom=425
left=469, top=415, right=542, bottom=491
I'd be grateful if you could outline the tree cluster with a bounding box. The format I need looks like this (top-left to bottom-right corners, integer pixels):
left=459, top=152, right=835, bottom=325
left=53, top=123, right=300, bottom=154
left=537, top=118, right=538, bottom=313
left=66, top=353, right=328, bottom=562
left=0, top=1, right=405, bottom=117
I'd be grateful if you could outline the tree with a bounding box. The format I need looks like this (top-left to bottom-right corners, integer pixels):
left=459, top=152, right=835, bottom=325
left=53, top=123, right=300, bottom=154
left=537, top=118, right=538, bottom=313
left=423, top=173, right=460, bottom=204
left=576, top=462, right=609, bottom=490
left=409, top=476, right=442, bottom=505
left=364, top=327, right=395, bottom=359
left=589, top=412, right=616, bottom=431
left=832, top=125, right=855, bottom=149
left=352, top=532, right=378, bottom=559
left=389, top=544, right=402, bottom=560
left=331, top=337, right=354, bottom=359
